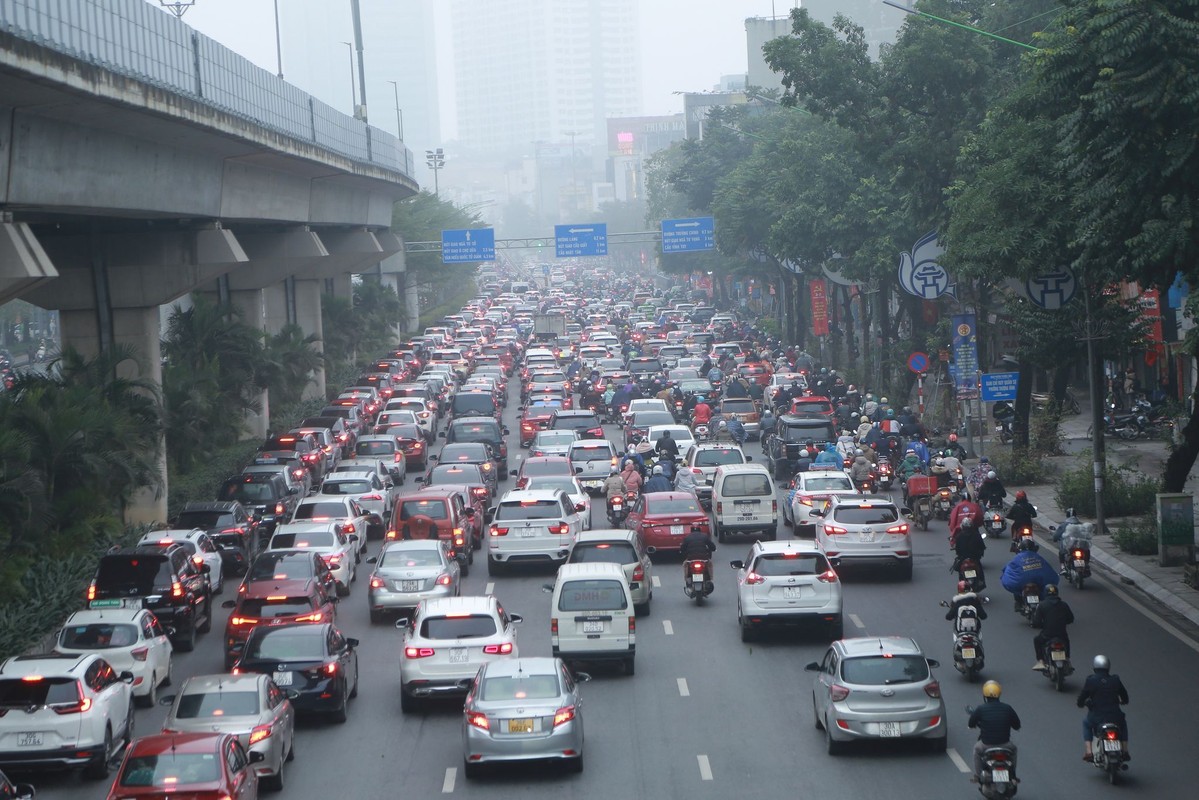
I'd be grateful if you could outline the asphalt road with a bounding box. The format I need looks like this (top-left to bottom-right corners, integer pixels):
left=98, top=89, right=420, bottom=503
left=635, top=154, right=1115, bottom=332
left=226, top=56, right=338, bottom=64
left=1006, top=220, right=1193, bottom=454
left=31, top=383, right=1199, bottom=799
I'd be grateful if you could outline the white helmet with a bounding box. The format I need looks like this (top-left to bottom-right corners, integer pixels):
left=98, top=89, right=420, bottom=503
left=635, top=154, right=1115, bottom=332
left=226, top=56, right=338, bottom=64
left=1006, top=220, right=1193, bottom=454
left=652, top=465, right=664, bottom=475
left=718, top=420, right=727, bottom=429
left=986, top=470, right=997, bottom=480
left=799, top=449, right=809, bottom=458
left=880, top=396, right=889, bottom=404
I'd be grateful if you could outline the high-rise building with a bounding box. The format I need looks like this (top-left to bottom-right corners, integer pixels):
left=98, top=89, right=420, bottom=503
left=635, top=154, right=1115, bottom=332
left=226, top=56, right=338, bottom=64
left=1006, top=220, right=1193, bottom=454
left=801, top=0, right=900, bottom=59
left=745, top=16, right=792, bottom=93
left=450, top=0, right=642, bottom=155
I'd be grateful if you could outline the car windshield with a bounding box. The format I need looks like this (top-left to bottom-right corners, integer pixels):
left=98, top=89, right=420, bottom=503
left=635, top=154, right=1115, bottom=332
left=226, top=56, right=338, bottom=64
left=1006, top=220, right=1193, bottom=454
left=294, top=503, right=348, bottom=520
left=421, top=614, right=498, bottom=639
left=841, top=654, right=930, bottom=685
left=270, top=531, right=336, bottom=549
left=96, top=558, right=173, bottom=592
left=237, top=597, right=315, bottom=619
left=245, top=629, right=326, bottom=661
left=495, top=500, right=562, bottom=520
left=557, top=579, right=628, bottom=611
left=570, top=447, right=612, bottom=462
left=60, top=623, right=139, bottom=649
left=694, top=449, right=744, bottom=467
left=175, top=511, right=235, bottom=529
left=0, top=677, right=78, bottom=708
left=754, top=553, right=828, bottom=576
left=833, top=506, right=900, bottom=525
left=570, top=542, right=637, bottom=565
left=119, top=753, right=220, bottom=787
left=174, top=691, right=260, bottom=719
left=481, top=674, right=561, bottom=702
left=646, top=497, right=702, bottom=515
left=805, top=476, right=854, bottom=491
left=398, top=499, right=449, bottom=520
left=356, top=441, right=396, bottom=456
left=379, top=548, right=442, bottom=568
left=719, top=474, right=772, bottom=497
left=248, top=553, right=316, bottom=581
left=322, top=480, right=371, bottom=495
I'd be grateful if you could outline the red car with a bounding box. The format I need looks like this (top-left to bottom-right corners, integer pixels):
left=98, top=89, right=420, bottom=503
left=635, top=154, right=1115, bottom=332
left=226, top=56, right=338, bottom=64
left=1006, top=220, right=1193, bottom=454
left=382, top=422, right=428, bottom=469
left=418, top=483, right=487, bottom=550
left=790, top=395, right=835, bottom=418
left=518, top=401, right=563, bottom=447
left=626, top=492, right=712, bottom=553
left=107, top=732, right=262, bottom=800
left=221, top=578, right=337, bottom=669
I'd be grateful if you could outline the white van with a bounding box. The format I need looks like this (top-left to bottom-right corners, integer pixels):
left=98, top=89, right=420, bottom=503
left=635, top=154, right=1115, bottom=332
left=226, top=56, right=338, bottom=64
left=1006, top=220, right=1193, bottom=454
left=548, top=562, right=636, bottom=674
left=711, top=463, right=778, bottom=543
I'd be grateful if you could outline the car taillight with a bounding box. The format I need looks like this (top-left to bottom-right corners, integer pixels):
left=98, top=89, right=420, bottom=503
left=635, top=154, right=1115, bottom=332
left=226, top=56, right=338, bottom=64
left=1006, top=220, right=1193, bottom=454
left=482, top=643, right=513, bottom=655
left=823, top=525, right=848, bottom=535
left=466, top=711, right=489, bottom=730
left=817, top=569, right=838, bottom=583
left=490, top=526, right=508, bottom=537
left=886, top=524, right=909, bottom=534
left=130, top=647, right=149, bottom=662
left=745, top=571, right=765, bottom=585
left=472, top=487, right=487, bottom=499
left=171, top=581, right=184, bottom=598
left=829, top=684, right=851, bottom=702
left=628, top=616, right=636, bottom=634
left=553, top=705, right=576, bottom=727
left=799, top=496, right=813, bottom=506
left=716, top=502, right=723, bottom=514
left=436, top=573, right=453, bottom=586
left=550, top=618, right=558, bottom=635
left=248, top=723, right=272, bottom=745
left=772, top=500, right=777, bottom=514
left=632, top=565, right=644, bottom=582
left=405, top=647, right=435, bottom=659
left=221, top=526, right=246, bottom=535
left=342, top=523, right=356, bottom=534
left=386, top=530, right=398, bottom=540
left=293, top=612, right=324, bottom=623
left=370, top=577, right=384, bottom=589
left=923, top=680, right=942, bottom=699
left=323, top=554, right=342, bottom=565
left=361, top=494, right=385, bottom=502
left=549, top=523, right=569, bottom=534
left=230, top=616, right=258, bottom=626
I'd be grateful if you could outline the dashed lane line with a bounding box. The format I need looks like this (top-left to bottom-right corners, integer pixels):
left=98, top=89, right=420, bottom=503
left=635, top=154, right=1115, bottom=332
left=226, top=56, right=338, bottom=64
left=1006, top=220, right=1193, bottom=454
left=849, top=613, right=866, bottom=629
left=484, top=582, right=494, bottom=595
left=662, top=620, right=674, bottom=636
left=652, top=575, right=661, bottom=588
left=677, top=677, right=690, bottom=697
left=947, top=748, right=971, bottom=774
left=442, top=767, right=457, bottom=793
left=697, top=754, right=713, bottom=781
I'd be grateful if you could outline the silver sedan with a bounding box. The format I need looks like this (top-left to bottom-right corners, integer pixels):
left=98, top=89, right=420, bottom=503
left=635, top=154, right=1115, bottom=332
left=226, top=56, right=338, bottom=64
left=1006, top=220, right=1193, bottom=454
left=462, top=657, right=588, bottom=778
left=366, top=539, right=461, bottom=624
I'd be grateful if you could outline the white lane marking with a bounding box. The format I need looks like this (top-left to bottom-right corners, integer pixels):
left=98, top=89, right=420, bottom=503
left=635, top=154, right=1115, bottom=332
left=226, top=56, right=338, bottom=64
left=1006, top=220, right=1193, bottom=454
left=484, top=582, right=494, bottom=595
left=652, top=574, right=661, bottom=588
left=697, top=754, right=713, bottom=781
left=849, top=613, right=866, bottom=629
left=947, top=747, right=971, bottom=773
left=677, top=677, right=690, bottom=697
left=662, top=620, right=674, bottom=636
left=1099, top=571, right=1199, bottom=655
left=442, top=767, right=457, bottom=792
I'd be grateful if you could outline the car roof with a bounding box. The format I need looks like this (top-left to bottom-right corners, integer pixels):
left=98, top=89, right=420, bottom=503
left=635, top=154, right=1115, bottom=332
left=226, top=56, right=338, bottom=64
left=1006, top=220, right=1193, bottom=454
left=240, top=578, right=319, bottom=598
left=181, top=672, right=267, bottom=694
left=64, top=608, right=147, bottom=625
left=0, top=653, right=92, bottom=676
left=574, top=529, right=638, bottom=545
left=836, top=636, right=923, bottom=658
left=142, top=528, right=205, bottom=542
left=714, top=463, right=770, bottom=474
left=419, top=595, right=498, bottom=617
left=128, top=732, right=230, bottom=757
left=555, top=561, right=626, bottom=580
left=181, top=500, right=241, bottom=512
left=479, top=656, right=561, bottom=680
left=381, top=538, right=445, bottom=552
left=828, top=495, right=896, bottom=507
left=356, top=435, right=397, bottom=444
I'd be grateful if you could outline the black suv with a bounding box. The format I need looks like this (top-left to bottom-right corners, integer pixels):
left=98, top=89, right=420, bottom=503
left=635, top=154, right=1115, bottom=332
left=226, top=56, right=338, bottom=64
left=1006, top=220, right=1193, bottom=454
left=441, top=416, right=509, bottom=473
left=88, top=545, right=213, bottom=651
left=217, top=473, right=299, bottom=536
left=763, top=414, right=838, bottom=480
left=174, top=500, right=261, bottom=575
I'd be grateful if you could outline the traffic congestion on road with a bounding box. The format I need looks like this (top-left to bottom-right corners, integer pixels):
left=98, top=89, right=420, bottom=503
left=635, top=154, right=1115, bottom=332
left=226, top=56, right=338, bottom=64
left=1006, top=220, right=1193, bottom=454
left=3, top=265, right=1196, bottom=800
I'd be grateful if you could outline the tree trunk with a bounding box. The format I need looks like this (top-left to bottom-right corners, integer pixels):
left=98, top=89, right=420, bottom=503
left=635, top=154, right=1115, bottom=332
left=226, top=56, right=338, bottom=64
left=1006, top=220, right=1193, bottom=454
left=1051, top=366, right=1071, bottom=409
left=1013, top=359, right=1035, bottom=449
left=1162, top=351, right=1199, bottom=492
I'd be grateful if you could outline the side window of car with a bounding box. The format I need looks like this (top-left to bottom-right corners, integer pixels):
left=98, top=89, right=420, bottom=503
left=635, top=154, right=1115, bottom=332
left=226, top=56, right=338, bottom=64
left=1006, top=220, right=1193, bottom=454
left=150, top=617, right=167, bottom=639
left=329, top=630, right=345, bottom=652
left=267, top=682, right=283, bottom=708
left=141, top=616, right=155, bottom=641
left=84, top=661, right=103, bottom=692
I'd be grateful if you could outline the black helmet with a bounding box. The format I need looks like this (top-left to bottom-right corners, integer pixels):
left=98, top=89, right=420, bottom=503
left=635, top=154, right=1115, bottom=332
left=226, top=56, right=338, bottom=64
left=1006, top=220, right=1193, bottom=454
left=1018, top=538, right=1039, bottom=552
left=1045, top=584, right=1059, bottom=597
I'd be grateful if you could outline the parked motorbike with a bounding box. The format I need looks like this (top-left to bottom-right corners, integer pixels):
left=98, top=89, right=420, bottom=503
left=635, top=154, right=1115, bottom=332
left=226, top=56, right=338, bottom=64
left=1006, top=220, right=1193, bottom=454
left=1093, top=400, right=1152, bottom=440
left=941, top=599, right=987, bottom=682
left=1038, top=637, right=1073, bottom=691
left=1089, top=721, right=1129, bottom=784
left=683, top=558, right=714, bottom=605
left=1032, top=389, right=1081, bottom=416
left=993, top=401, right=1015, bottom=445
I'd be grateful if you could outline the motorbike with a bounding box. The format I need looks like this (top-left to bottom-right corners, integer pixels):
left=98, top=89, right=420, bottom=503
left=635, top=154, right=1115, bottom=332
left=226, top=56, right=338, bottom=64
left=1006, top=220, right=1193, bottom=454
left=1008, top=521, right=1034, bottom=553
left=1032, top=389, right=1081, bottom=416
left=1050, top=521, right=1094, bottom=590
left=993, top=401, right=1015, bottom=445
left=606, top=493, right=629, bottom=525
left=683, top=558, right=714, bottom=604
left=941, top=599, right=987, bottom=682
left=1039, top=637, right=1073, bottom=691
left=1017, top=582, right=1041, bottom=624
left=972, top=736, right=1019, bottom=798
left=857, top=474, right=878, bottom=494
left=957, top=558, right=986, bottom=592
left=984, top=508, right=1007, bottom=540
left=877, top=458, right=894, bottom=491
left=1089, top=721, right=1129, bottom=784
left=1093, top=400, right=1152, bottom=440
left=932, top=484, right=956, bottom=520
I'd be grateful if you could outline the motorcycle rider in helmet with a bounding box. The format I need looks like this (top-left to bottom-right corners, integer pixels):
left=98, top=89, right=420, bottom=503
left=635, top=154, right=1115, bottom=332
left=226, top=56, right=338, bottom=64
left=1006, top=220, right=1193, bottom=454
left=643, top=464, right=672, bottom=494
left=968, top=681, right=1021, bottom=780
left=1031, top=583, right=1075, bottom=671
left=977, top=470, right=1007, bottom=508
left=945, top=579, right=988, bottom=623
left=655, top=429, right=680, bottom=461
left=602, top=466, right=626, bottom=501
left=1078, top=655, right=1130, bottom=762
left=678, top=524, right=716, bottom=581
left=953, top=512, right=988, bottom=586
left=1007, top=489, right=1038, bottom=544
left=1001, top=538, right=1060, bottom=611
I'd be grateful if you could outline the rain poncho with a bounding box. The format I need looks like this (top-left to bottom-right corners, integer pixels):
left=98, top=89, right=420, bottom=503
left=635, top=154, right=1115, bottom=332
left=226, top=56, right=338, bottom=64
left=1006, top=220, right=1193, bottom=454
left=1000, top=551, right=1061, bottom=595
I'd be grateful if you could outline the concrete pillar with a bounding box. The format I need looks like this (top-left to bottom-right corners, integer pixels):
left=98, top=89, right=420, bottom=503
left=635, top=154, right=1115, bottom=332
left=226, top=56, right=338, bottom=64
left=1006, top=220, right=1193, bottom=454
left=294, top=278, right=326, bottom=401
left=0, top=221, right=58, bottom=307
left=263, top=280, right=292, bottom=335
left=229, top=287, right=270, bottom=439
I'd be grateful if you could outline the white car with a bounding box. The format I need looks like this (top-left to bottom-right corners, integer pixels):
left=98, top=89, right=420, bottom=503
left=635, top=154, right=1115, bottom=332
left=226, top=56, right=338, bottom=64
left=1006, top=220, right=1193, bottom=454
left=786, top=467, right=859, bottom=535
left=318, top=470, right=394, bottom=521
left=625, top=398, right=671, bottom=421
left=55, top=608, right=173, bottom=707
left=268, top=522, right=359, bottom=596
left=384, top=397, right=438, bottom=440
left=486, top=489, right=587, bottom=575
left=523, top=475, right=592, bottom=530
left=397, top=595, right=522, bottom=713
left=647, top=424, right=697, bottom=456
left=0, top=653, right=134, bottom=778
left=529, top=429, right=579, bottom=458
left=291, top=495, right=379, bottom=543
left=815, top=496, right=913, bottom=580
left=136, top=528, right=224, bottom=594
left=729, top=539, right=843, bottom=642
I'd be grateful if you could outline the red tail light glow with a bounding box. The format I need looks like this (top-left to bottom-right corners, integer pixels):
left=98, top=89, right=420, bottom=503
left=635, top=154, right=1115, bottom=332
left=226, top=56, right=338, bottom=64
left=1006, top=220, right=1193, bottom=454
left=745, top=572, right=765, bottom=585
left=886, top=523, right=910, bottom=534
left=466, top=711, right=489, bottom=730
left=171, top=581, right=184, bottom=598
left=131, top=647, right=149, bottom=662
left=923, top=680, right=942, bottom=699
left=370, top=577, right=384, bottom=589
left=553, top=705, right=576, bottom=727
left=631, top=566, right=644, bottom=582
left=550, top=618, right=558, bottom=635
left=248, top=724, right=272, bottom=745
left=817, top=569, right=838, bottom=583
left=829, top=684, right=850, bottom=702
left=549, top=524, right=569, bottom=534
left=482, top=643, right=513, bottom=655
left=490, top=526, right=508, bottom=537
left=823, top=524, right=848, bottom=535
left=405, top=647, right=435, bottom=658
left=436, top=574, right=453, bottom=586
left=1104, top=728, right=1119, bottom=740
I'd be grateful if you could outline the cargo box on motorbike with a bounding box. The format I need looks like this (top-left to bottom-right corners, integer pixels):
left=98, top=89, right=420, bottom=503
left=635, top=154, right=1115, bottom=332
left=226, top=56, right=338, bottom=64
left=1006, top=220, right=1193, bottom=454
left=905, top=476, right=938, bottom=498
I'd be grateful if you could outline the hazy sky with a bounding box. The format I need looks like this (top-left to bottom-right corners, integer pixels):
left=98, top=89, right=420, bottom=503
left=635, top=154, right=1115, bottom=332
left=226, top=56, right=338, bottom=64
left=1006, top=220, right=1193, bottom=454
left=176, top=0, right=799, bottom=136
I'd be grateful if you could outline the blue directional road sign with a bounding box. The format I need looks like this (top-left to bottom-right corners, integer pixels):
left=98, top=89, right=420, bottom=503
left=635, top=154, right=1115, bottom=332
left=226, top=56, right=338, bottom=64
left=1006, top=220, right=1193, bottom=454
left=441, top=228, right=495, bottom=264
left=661, top=217, right=715, bottom=253
left=555, top=224, right=608, bottom=258
left=980, top=371, right=1020, bottom=402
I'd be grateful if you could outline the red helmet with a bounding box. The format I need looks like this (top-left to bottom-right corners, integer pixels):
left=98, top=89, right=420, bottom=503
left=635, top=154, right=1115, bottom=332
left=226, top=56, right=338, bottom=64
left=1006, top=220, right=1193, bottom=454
left=957, top=580, right=969, bottom=593
left=1015, top=490, right=1027, bottom=501
left=949, top=433, right=958, bottom=442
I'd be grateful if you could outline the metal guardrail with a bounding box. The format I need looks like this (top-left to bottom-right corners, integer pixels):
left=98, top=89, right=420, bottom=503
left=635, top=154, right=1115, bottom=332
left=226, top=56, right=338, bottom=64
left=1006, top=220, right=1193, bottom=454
left=0, top=0, right=414, bottom=178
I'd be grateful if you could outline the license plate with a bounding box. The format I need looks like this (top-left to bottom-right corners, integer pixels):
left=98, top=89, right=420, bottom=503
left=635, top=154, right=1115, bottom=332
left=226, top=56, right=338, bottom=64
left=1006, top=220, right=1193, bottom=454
left=964, top=570, right=977, bottom=578
left=507, top=718, right=534, bottom=733
left=991, top=768, right=1009, bottom=783
left=449, top=648, right=469, bottom=663
left=692, top=575, right=704, bottom=586
left=17, top=733, right=42, bottom=747
left=521, top=527, right=537, bottom=537
left=670, top=525, right=685, bottom=535
left=859, top=531, right=876, bottom=542
left=783, top=587, right=804, bottom=599
left=1074, top=559, right=1086, bottom=567
left=1051, top=650, right=1066, bottom=661
left=400, top=580, right=421, bottom=592
left=1103, top=740, right=1121, bottom=751
left=961, top=647, right=977, bottom=659
left=272, top=671, right=293, bottom=687
left=583, top=621, right=604, bottom=633
left=878, top=722, right=901, bottom=738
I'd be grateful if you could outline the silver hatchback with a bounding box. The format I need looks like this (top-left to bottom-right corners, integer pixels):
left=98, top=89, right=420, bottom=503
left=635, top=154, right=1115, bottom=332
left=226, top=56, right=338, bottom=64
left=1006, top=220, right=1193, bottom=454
left=806, top=637, right=946, bottom=755
left=366, top=539, right=461, bottom=624
left=730, top=540, right=842, bottom=642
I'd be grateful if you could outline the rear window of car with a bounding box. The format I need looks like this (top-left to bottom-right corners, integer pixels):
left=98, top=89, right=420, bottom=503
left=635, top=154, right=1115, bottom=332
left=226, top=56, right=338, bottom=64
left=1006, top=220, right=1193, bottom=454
left=452, top=395, right=497, bottom=415
left=59, top=623, right=140, bottom=649
left=832, top=506, right=900, bottom=525
left=237, top=597, right=315, bottom=618
left=841, top=654, right=930, bottom=685
left=794, top=399, right=833, bottom=414
left=294, top=502, right=348, bottom=519
left=119, top=753, right=220, bottom=787
left=219, top=481, right=278, bottom=503
left=495, top=500, right=563, bottom=520
left=695, top=448, right=745, bottom=467
left=721, top=399, right=756, bottom=413
left=322, top=480, right=371, bottom=495
left=398, top=499, right=449, bottom=520
left=570, top=445, right=613, bottom=462
left=450, top=421, right=500, bottom=440
left=388, top=424, right=425, bottom=440
left=245, top=628, right=326, bottom=661
left=570, top=542, right=638, bottom=565
left=783, top=422, right=837, bottom=442
left=270, top=531, right=336, bottom=549
left=719, top=474, right=773, bottom=497
left=804, top=476, right=854, bottom=492
left=557, top=579, right=629, bottom=611
left=553, top=413, right=601, bottom=429
left=481, top=674, right=560, bottom=701
left=421, top=614, right=498, bottom=639
left=628, top=359, right=662, bottom=372
left=646, top=497, right=703, bottom=515
left=248, top=553, right=316, bottom=581
left=0, top=677, right=78, bottom=708
left=534, top=431, right=577, bottom=445
left=379, top=548, right=442, bottom=568
left=357, top=441, right=396, bottom=456
left=522, top=460, right=571, bottom=477
left=174, top=691, right=260, bottom=719
left=753, top=553, right=829, bottom=576
left=96, top=557, right=172, bottom=592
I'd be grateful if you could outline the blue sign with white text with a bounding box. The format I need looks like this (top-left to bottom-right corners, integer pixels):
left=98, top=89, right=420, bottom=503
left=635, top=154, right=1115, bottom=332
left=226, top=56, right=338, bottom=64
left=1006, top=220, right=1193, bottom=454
left=441, top=228, right=495, bottom=264
left=555, top=224, right=608, bottom=258
left=661, top=217, right=715, bottom=253
left=951, top=313, right=980, bottom=399
left=980, top=371, right=1020, bottom=402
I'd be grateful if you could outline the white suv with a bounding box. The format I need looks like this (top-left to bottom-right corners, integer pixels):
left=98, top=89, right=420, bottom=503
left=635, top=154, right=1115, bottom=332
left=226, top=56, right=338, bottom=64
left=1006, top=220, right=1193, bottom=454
left=0, top=653, right=134, bottom=779
left=815, top=496, right=913, bottom=580
left=396, top=596, right=522, bottom=713
left=730, top=540, right=843, bottom=642
left=785, top=467, right=859, bottom=536
left=487, top=489, right=586, bottom=576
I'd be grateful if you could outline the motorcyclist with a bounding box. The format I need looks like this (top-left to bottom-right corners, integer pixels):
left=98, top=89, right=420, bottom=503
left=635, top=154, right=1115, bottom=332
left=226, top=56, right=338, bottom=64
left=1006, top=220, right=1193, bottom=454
left=949, top=498, right=984, bottom=545
left=953, top=513, right=987, bottom=587
left=896, top=406, right=920, bottom=437
left=1006, top=490, right=1037, bottom=535
left=725, top=417, right=748, bottom=446
left=845, top=384, right=861, bottom=409
left=1078, top=655, right=1130, bottom=762
left=945, top=579, right=988, bottom=624
left=725, top=374, right=751, bottom=399
left=930, top=457, right=952, bottom=488
left=673, top=462, right=698, bottom=496
left=678, top=525, right=716, bottom=579
left=621, top=461, right=643, bottom=494
left=906, top=436, right=929, bottom=466
left=813, top=444, right=841, bottom=467
left=655, top=429, right=680, bottom=461
left=621, top=443, right=645, bottom=474
left=968, top=681, right=1021, bottom=779
left=855, top=415, right=874, bottom=441
left=968, top=456, right=992, bottom=496
left=711, top=419, right=736, bottom=444
left=793, top=448, right=812, bottom=474
left=602, top=466, right=626, bottom=500
left=977, top=471, right=1007, bottom=508
left=861, top=393, right=879, bottom=420
left=1053, top=507, right=1093, bottom=573
left=834, top=399, right=857, bottom=432
left=706, top=366, right=725, bottom=387
left=1001, top=538, right=1060, bottom=611
left=692, top=397, right=713, bottom=426
left=874, top=396, right=892, bottom=422
left=643, top=464, right=672, bottom=494
left=897, top=448, right=924, bottom=483
left=880, top=408, right=903, bottom=435
left=849, top=453, right=874, bottom=485
left=1031, top=584, right=1075, bottom=671
left=945, top=432, right=967, bottom=461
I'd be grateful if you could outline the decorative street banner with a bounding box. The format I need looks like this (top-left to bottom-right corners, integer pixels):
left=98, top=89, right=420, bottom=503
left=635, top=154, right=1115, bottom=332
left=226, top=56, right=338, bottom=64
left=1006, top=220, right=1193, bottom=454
left=1025, top=268, right=1077, bottom=309
left=898, top=231, right=951, bottom=300
left=951, top=313, right=980, bottom=399
left=810, top=278, right=829, bottom=336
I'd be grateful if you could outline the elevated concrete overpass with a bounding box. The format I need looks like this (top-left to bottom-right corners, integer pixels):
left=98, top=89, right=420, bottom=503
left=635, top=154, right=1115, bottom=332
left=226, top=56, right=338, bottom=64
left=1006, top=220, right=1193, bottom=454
left=0, top=0, right=421, bottom=519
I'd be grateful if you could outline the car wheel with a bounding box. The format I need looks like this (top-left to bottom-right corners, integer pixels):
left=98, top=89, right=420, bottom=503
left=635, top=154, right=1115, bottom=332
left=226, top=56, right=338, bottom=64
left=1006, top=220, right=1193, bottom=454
left=336, top=581, right=350, bottom=598
left=198, top=596, right=213, bottom=634
left=716, top=525, right=726, bottom=544
left=898, top=559, right=914, bottom=582
left=813, top=696, right=824, bottom=730
left=331, top=687, right=349, bottom=724
left=463, top=759, right=484, bottom=780
left=174, top=620, right=196, bottom=653
left=929, top=735, right=947, bottom=754
left=136, top=674, right=157, bottom=708
left=623, top=656, right=635, bottom=676
left=286, top=735, right=296, bottom=761
left=461, top=559, right=470, bottom=578
left=349, top=663, right=359, bottom=699
left=369, top=608, right=383, bottom=625
left=568, top=751, right=584, bottom=774
left=634, top=600, right=650, bottom=617
left=825, top=721, right=845, bottom=755
left=162, top=657, right=173, bottom=687
left=83, top=725, right=113, bottom=780
left=263, top=758, right=284, bottom=792
left=400, top=688, right=418, bottom=713
left=827, top=617, right=844, bottom=641
left=487, top=556, right=505, bottom=577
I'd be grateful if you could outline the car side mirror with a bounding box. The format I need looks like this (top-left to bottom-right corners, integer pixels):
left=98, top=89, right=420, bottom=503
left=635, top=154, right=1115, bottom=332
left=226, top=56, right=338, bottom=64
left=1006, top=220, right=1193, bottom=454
left=927, top=659, right=940, bottom=669
left=574, top=466, right=584, bottom=474
left=574, top=671, right=592, bottom=683
left=395, top=618, right=410, bottom=630
left=811, top=510, right=824, bottom=517
left=14, top=784, right=34, bottom=800
left=200, top=563, right=211, bottom=574
left=900, top=507, right=913, bottom=516
left=464, top=507, right=477, bottom=517
left=221, top=600, right=236, bottom=609
left=249, top=751, right=266, bottom=764
left=288, top=487, right=300, bottom=495
left=509, top=469, right=518, bottom=476
left=367, top=556, right=378, bottom=564
left=804, top=662, right=821, bottom=672
left=645, top=546, right=657, bottom=555
left=158, top=694, right=176, bottom=706
left=439, top=431, right=446, bottom=438
left=346, top=637, right=360, bottom=648
left=119, top=671, right=135, bottom=683
left=542, top=584, right=554, bottom=593
left=574, top=502, right=586, bottom=512
left=286, top=689, right=301, bottom=700
left=348, top=533, right=360, bottom=542
left=729, top=560, right=744, bottom=570
left=939, top=600, right=950, bottom=608
left=502, top=427, right=511, bottom=435
left=252, top=510, right=263, bottom=521
left=509, top=614, right=524, bottom=624
left=429, top=455, right=439, bottom=462
left=745, top=455, right=752, bottom=461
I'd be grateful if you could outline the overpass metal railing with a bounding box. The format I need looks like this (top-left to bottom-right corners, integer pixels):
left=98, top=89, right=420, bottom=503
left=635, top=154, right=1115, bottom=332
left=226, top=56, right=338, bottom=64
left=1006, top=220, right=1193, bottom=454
left=0, top=0, right=415, bottom=180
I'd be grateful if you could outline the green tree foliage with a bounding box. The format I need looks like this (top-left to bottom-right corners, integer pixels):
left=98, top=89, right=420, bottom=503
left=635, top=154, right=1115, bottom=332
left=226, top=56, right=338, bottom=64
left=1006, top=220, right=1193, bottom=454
left=391, top=191, right=485, bottom=305
left=321, top=277, right=404, bottom=372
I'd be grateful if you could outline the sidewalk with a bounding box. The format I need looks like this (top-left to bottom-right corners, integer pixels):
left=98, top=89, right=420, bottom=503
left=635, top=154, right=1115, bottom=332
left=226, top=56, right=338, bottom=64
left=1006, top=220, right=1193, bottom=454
left=996, top=408, right=1199, bottom=628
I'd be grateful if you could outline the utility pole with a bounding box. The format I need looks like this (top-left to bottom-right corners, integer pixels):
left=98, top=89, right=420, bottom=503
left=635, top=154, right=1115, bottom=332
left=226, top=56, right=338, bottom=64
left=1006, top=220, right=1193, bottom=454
left=272, top=0, right=283, bottom=78
left=349, top=0, right=368, bottom=121
left=340, top=42, right=355, bottom=113
left=1080, top=285, right=1109, bottom=533
left=425, top=149, right=445, bottom=196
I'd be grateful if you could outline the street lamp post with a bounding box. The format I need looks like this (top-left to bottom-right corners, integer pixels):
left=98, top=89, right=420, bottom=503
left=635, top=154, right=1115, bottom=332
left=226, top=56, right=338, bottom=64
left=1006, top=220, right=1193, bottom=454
left=386, top=81, right=404, bottom=140
left=272, top=0, right=283, bottom=78
left=425, top=148, right=445, bottom=196
left=340, top=42, right=355, bottom=115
